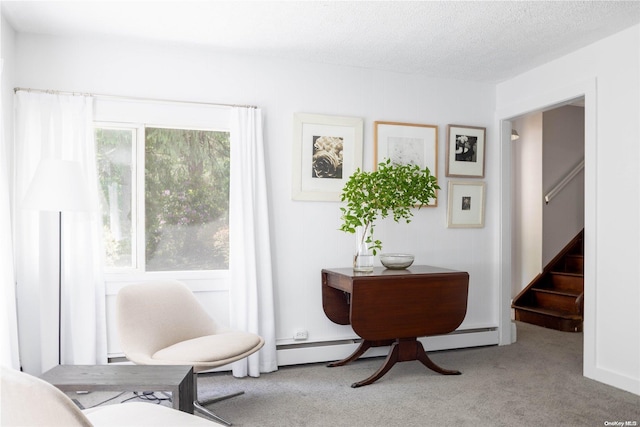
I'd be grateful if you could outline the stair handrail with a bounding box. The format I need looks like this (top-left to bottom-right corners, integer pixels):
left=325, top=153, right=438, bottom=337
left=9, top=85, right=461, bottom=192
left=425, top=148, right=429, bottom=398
left=544, top=158, right=584, bottom=204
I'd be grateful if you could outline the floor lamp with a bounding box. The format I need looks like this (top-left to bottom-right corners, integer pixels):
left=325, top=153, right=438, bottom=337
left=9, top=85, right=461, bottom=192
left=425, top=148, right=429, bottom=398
left=23, top=159, right=92, bottom=365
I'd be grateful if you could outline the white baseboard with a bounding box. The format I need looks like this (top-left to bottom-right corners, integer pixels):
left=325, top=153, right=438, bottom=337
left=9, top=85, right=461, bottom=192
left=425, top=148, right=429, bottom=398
left=109, top=329, right=500, bottom=371
left=276, top=329, right=499, bottom=366
left=584, top=365, right=640, bottom=396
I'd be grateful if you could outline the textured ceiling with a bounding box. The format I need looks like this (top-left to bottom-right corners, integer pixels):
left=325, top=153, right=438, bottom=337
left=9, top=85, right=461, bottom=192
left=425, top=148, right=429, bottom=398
left=3, top=1, right=640, bottom=83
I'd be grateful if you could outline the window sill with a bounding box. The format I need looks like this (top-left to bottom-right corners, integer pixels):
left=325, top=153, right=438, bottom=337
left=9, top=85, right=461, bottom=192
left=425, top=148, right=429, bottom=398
left=104, top=269, right=230, bottom=295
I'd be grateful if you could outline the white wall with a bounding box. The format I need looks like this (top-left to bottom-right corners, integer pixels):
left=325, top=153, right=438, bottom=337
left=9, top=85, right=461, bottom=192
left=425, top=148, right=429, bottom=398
left=542, top=106, right=585, bottom=265
left=1, top=12, right=19, bottom=370
left=1, top=14, right=15, bottom=183
left=511, top=113, right=543, bottom=297
left=11, top=33, right=501, bottom=364
left=497, top=25, right=640, bottom=395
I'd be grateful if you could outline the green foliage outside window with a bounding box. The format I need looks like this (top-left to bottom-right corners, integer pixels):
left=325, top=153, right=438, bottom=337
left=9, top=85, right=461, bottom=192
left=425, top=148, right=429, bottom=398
left=96, top=126, right=230, bottom=272
left=96, top=128, right=134, bottom=268
left=144, top=128, right=230, bottom=271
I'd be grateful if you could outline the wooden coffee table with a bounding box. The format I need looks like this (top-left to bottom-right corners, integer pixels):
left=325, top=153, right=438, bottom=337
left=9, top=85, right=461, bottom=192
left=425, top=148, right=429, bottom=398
left=40, top=365, right=194, bottom=413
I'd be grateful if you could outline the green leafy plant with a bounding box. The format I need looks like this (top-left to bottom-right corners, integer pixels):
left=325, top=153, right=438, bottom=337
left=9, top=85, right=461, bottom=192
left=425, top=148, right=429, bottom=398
left=340, top=159, right=440, bottom=259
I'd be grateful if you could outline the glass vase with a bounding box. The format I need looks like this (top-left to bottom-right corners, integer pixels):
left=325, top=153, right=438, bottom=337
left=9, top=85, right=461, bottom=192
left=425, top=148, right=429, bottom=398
left=353, top=225, right=374, bottom=272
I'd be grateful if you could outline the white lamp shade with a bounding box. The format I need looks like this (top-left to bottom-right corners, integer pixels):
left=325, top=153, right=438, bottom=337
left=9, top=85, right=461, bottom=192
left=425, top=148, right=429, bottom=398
left=23, top=159, right=93, bottom=212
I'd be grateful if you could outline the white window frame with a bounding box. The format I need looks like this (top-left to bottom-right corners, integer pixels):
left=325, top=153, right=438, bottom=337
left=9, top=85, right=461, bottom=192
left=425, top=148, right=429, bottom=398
left=94, top=122, right=142, bottom=273
left=93, top=98, right=232, bottom=289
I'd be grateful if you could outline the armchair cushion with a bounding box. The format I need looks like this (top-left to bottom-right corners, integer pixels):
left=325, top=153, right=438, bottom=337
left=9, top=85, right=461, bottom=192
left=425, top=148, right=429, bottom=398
left=153, top=332, right=263, bottom=366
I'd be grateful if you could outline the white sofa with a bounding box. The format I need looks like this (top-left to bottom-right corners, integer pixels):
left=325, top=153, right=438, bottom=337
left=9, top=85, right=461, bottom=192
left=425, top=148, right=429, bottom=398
left=1, top=366, right=224, bottom=426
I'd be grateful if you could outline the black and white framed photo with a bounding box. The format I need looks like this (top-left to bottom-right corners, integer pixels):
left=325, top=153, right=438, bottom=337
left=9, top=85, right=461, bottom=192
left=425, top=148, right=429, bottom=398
left=292, top=113, right=363, bottom=201
left=446, top=124, right=486, bottom=178
left=447, top=181, right=486, bottom=228
left=374, top=121, right=438, bottom=206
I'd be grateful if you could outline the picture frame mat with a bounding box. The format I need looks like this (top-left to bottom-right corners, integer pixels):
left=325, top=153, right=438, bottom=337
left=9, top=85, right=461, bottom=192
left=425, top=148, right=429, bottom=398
left=374, top=121, right=438, bottom=206
left=292, top=113, right=363, bottom=201
left=447, top=181, right=486, bottom=228
left=374, top=121, right=437, bottom=172
left=446, top=124, right=486, bottom=178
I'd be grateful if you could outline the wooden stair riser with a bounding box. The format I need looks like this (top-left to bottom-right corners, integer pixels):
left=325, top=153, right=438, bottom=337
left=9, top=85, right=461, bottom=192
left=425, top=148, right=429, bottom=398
left=514, top=309, right=583, bottom=332
left=546, top=273, right=583, bottom=293
left=563, top=255, right=584, bottom=274
left=530, top=290, right=581, bottom=314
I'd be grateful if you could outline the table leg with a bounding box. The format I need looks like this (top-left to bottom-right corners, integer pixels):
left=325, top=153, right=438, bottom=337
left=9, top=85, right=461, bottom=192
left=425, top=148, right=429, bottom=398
left=414, top=340, right=461, bottom=376
left=351, top=341, right=401, bottom=388
left=175, top=370, right=195, bottom=413
left=327, top=339, right=394, bottom=368
left=351, top=338, right=461, bottom=388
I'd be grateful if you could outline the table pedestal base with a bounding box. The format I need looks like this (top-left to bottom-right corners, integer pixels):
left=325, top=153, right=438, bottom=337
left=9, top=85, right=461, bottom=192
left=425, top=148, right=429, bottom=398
left=328, top=338, right=461, bottom=388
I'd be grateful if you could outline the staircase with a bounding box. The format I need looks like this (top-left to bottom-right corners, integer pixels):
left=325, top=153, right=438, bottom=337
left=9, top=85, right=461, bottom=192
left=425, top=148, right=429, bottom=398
left=512, top=230, right=584, bottom=332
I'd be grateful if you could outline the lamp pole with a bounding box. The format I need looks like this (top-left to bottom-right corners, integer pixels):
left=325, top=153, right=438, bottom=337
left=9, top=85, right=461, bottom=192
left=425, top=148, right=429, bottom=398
left=23, top=159, right=92, bottom=366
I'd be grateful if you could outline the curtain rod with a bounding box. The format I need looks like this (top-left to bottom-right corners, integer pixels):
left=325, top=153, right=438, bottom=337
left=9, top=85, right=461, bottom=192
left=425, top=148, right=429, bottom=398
left=13, top=87, right=258, bottom=109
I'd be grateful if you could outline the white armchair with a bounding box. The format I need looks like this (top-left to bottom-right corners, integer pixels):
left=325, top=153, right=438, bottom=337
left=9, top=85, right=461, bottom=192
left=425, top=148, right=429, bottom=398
left=116, top=280, right=265, bottom=426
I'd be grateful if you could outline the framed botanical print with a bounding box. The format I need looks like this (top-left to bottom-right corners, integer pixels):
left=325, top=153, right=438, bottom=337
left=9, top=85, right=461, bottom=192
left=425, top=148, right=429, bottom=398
left=292, top=113, right=363, bottom=201
left=374, top=121, right=438, bottom=206
left=447, top=181, right=486, bottom=228
left=446, top=124, right=486, bottom=178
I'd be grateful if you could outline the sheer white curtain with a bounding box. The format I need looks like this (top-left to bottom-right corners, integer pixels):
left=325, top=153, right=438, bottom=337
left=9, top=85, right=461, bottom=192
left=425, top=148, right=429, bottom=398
left=14, top=91, right=107, bottom=374
left=229, top=107, right=277, bottom=377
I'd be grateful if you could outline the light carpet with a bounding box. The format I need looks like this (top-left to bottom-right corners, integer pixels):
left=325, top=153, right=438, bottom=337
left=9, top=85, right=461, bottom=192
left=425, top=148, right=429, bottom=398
left=71, top=322, right=639, bottom=426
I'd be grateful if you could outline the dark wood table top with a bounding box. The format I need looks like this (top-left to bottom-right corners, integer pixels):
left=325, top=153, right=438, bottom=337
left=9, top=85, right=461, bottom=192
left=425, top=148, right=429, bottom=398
left=323, top=265, right=464, bottom=277
left=322, top=265, right=469, bottom=340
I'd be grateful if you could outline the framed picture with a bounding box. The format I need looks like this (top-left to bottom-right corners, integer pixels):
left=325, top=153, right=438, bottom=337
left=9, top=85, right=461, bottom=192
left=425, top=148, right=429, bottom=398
left=292, top=113, right=363, bottom=201
left=446, top=124, right=486, bottom=178
left=374, top=121, right=438, bottom=206
left=447, top=181, right=486, bottom=228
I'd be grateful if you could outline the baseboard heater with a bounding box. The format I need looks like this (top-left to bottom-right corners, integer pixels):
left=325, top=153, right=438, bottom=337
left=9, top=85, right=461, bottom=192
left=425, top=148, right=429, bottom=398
left=276, top=327, right=499, bottom=367
left=108, top=327, right=499, bottom=368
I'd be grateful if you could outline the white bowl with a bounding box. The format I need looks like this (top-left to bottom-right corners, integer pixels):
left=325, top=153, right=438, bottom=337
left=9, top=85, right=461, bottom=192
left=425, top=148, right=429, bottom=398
left=380, top=253, right=414, bottom=269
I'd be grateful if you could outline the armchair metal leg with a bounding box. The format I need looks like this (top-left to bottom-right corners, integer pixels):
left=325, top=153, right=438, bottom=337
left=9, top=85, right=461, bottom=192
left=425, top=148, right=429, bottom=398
left=199, top=391, right=244, bottom=405
left=193, top=372, right=246, bottom=426
left=194, top=400, right=233, bottom=426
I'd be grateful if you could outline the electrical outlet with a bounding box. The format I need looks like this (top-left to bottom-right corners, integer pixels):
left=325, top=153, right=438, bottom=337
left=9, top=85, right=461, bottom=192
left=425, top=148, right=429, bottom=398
left=293, top=329, right=308, bottom=340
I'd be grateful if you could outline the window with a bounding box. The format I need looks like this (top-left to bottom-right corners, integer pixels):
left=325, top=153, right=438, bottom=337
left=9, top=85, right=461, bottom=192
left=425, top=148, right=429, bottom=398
left=96, top=125, right=230, bottom=272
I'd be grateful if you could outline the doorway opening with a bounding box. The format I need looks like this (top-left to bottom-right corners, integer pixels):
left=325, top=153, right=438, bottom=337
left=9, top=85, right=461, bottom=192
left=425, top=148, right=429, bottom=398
left=510, top=100, right=585, bottom=304
left=498, top=80, right=596, bottom=359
